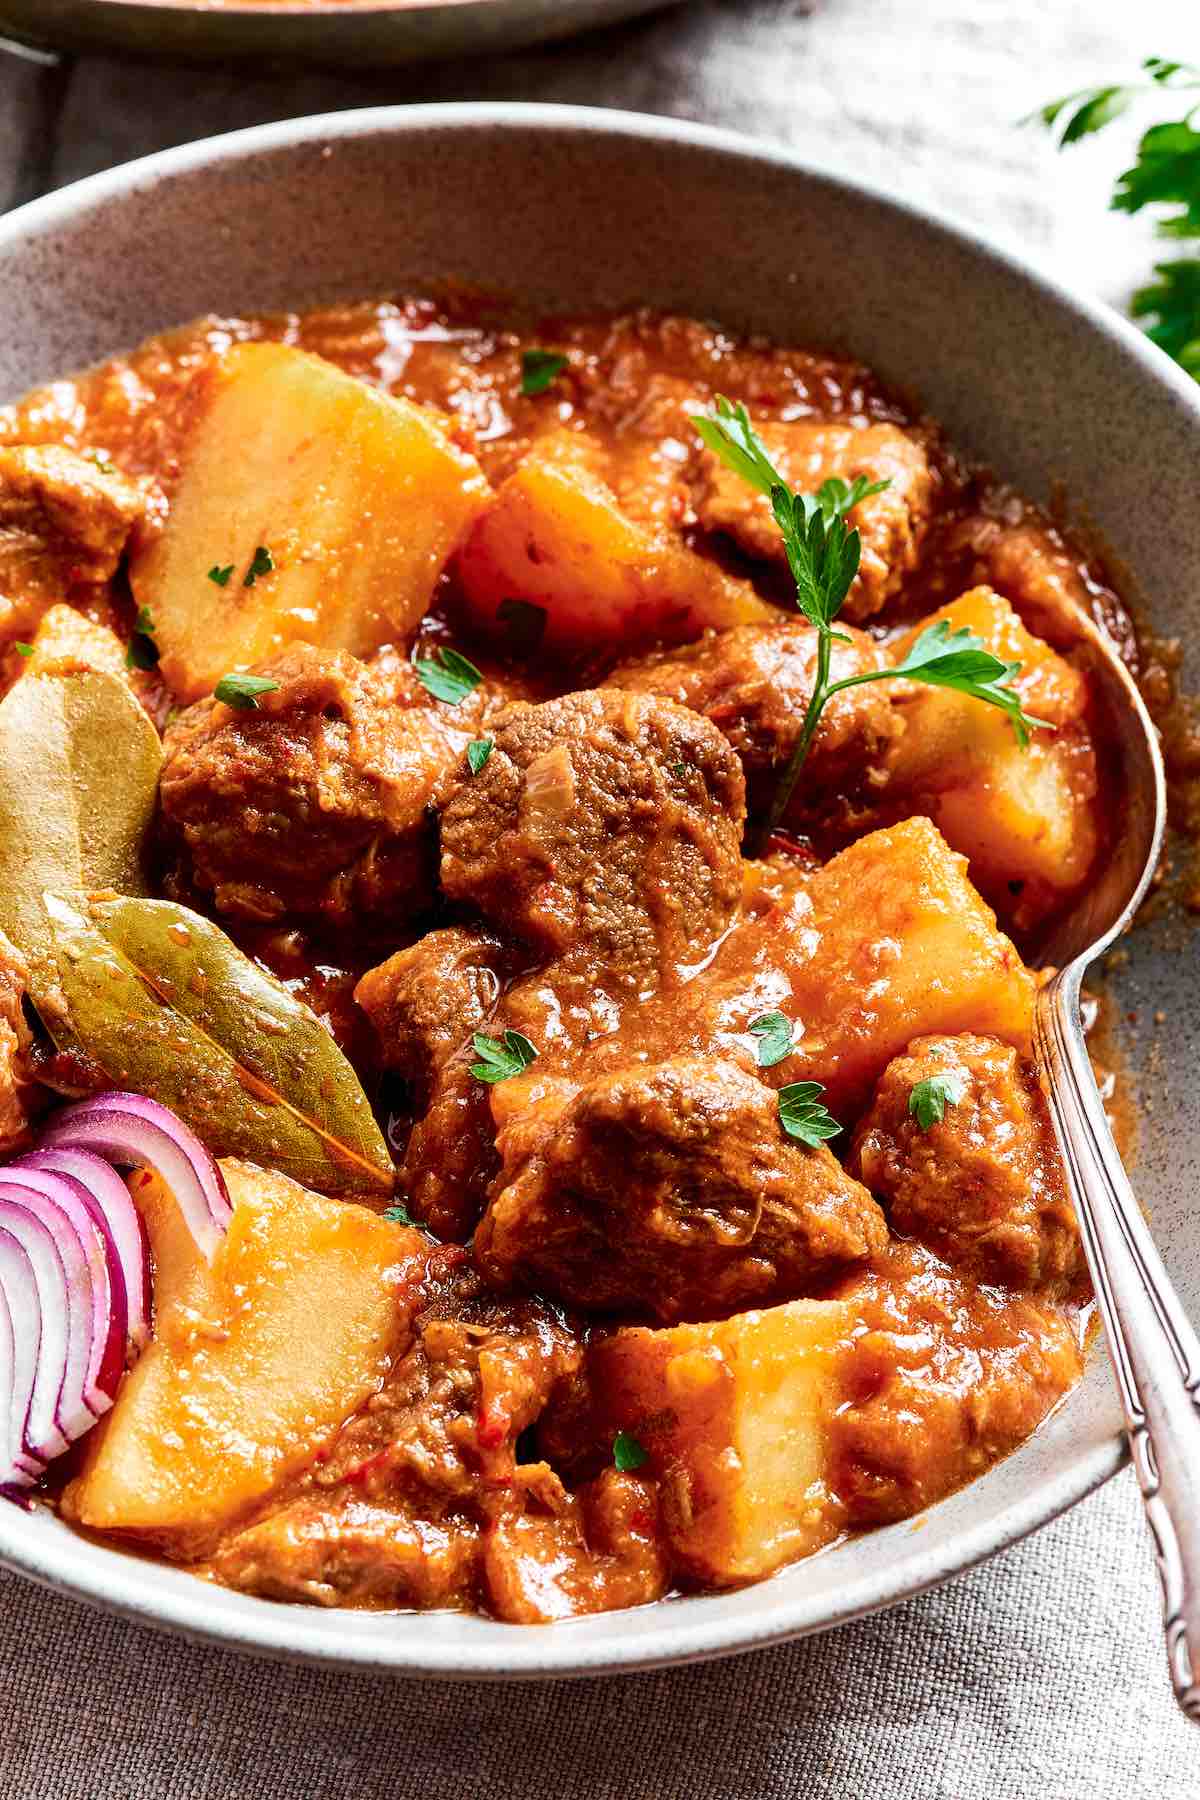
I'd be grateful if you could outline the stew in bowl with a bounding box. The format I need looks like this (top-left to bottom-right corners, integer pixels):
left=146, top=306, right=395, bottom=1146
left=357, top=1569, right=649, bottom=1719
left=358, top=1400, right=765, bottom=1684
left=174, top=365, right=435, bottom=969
left=0, top=291, right=1143, bottom=1622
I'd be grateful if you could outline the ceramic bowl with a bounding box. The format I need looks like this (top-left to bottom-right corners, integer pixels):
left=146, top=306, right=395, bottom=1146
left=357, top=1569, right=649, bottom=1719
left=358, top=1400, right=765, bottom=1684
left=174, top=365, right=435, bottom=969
left=0, top=104, right=1197, bottom=1679
left=0, top=0, right=679, bottom=64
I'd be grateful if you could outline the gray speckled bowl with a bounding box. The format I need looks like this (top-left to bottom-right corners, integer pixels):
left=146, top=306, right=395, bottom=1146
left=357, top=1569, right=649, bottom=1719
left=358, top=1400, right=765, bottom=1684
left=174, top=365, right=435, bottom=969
left=0, top=0, right=680, bottom=64
left=0, top=105, right=1197, bottom=1680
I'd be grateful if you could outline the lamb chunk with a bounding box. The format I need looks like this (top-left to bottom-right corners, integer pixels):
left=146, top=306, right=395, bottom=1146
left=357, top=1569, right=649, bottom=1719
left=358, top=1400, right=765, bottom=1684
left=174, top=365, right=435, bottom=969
left=0, top=446, right=147, bottom=645
left=476, top=1055, right=887, bottom=1323
left=401, top=1059, right=500, bottom=1242
left=696, top=420, right=934, bottom=619
left=609, top=620, right=902, bottom=828
left=832, top=1242, right=1082, bottom=1524
left=439, top=688, right=745, bottom=969
left=355, top=925, right=518, bottom=1099
left=160, top=642, right=492, bottom=928
left=851, top=1032, right=1083, bottom=1294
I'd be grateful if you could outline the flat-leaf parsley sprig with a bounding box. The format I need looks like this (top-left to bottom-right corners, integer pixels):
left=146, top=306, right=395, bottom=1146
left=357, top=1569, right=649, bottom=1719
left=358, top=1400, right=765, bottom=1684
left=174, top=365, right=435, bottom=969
left=1029, top=56, right=1200, bottom=379
left=691, top=397, right=1048, bottom=841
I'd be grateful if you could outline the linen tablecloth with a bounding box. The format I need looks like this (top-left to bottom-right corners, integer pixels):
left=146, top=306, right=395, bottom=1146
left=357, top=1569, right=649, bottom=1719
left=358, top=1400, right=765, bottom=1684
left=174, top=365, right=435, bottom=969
left=1, top=1, right=1199, bottom=1791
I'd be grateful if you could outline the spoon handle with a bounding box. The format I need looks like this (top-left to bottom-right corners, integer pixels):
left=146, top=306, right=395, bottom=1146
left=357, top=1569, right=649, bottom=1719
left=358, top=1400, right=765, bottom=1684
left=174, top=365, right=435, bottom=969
left=1037, top=968, right=1200, bottom=1723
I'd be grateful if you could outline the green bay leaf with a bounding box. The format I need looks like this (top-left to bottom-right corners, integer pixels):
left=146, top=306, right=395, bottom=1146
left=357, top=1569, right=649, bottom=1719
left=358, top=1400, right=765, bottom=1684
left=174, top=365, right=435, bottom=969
left=47, top=894, right=393, bottom=1198
left=0, top=668, right=161, bottom=1024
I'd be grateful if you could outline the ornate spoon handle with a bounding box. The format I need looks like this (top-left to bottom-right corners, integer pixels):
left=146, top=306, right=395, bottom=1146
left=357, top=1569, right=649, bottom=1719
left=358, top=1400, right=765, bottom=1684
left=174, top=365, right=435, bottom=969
left=1036, top=967, right=1200, bottom=1722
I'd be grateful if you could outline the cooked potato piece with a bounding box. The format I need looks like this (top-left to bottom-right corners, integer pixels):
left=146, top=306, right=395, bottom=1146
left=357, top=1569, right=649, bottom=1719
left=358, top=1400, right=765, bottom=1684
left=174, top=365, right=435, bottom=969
left=593, top=1298, right=853, bottom=1586
left=130, top=343, right=490, bottom=701
left=21, top=603, right=126, bottom=679
left=66, top=1160, right=423, bottom=1552
left=765, top=816, right=1036, bottom=1114
left=457, top=431, right=774, bottom=650
left=882, top=588, right=1099, bottom=933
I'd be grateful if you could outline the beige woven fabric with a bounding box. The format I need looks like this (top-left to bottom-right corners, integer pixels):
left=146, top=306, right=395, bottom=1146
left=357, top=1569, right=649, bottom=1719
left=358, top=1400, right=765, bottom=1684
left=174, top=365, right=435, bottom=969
left=1, top=0, right=1199, bottom=1791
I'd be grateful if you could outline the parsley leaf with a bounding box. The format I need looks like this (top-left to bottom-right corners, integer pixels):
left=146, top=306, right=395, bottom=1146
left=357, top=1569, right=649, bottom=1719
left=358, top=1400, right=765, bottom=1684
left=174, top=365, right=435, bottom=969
left=466, top=737, right=493, bottom=774
left=908, top=1071, right=968, bottom=1131
left=383, top=1203, right=418, bottom=1226
left=749, top=1010, right=794, bottom=1068
left=521, top=349, right=569, bottom=397
left=208, top=563, right=234, bottom=587
left=243, top=545, right=275, bottom=588
left=1030, top=57, right=1200, bottom=379
left=125, top=604, right=160, bottom=672
left=414, top=647, right=483, bottom=706
left=497, top=596, right=548, bottom=655
left=612, top=1430, right=648, bottom=1472
left=886, top=621, right=1048, bottom=748
left=1031, top=84, right=1138, bottom=146
left=1132, top=259, right=1200, bottom=375
left=694, top=399, right=1046, bottom=841
left=14, top=643, right=33, bottom=659
left=777, top=1080, right=841, bottom=1147
left=470, top=1028, right=538, bottom=1084
left=214, top=673, right=281, bottom=710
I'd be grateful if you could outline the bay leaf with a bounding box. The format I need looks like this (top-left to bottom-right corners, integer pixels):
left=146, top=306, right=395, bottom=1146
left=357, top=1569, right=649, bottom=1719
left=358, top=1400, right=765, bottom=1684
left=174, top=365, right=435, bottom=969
left=0, top=668, right=161, bottom=1018
left=46, top=893, right=394, bottom=1199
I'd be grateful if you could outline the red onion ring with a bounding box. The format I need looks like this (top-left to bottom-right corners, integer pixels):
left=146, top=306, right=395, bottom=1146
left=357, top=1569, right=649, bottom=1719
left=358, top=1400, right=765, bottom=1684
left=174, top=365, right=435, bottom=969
left=22, top=1149, right=150, bottom=1352
left=41, top=1093, right=232, bottom=1265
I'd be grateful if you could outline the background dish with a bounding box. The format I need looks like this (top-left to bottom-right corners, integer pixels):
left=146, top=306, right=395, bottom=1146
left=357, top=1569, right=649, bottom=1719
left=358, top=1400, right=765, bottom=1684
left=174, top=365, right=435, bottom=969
left=0, top=102, right=1197, bottom=1679
left=0, top=0, right=681, bottom=65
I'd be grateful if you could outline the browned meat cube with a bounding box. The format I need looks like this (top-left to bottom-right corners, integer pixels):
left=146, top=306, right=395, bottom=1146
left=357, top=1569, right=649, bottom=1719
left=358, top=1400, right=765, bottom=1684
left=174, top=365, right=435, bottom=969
left=609, top=620, right=903, bottom=828
left=832, top=1242, right=1082, bottom=1524
left=850, top=1032, right=1083, bottom=1293
left=696, top=420, right=934, bottom=620
left=0, top=444, right=146, bottom=604
left=160, top=643, right=493, bottom=927
left=476, top=1055, right=887, bottom=1322
left=354, top=925, right=518, bottom=1099
left=439, top=688, right=745, bottom=969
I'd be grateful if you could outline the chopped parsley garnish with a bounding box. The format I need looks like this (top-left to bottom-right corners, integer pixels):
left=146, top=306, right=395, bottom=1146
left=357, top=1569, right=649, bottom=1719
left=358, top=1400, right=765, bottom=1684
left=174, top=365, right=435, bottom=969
left=749, top=1010, right=794, bottom=1069
left=521, top=349, right=569, bottom=397
left=243, top=545, right=275, bottom=588
left=692, top=396, right=1048, bottom=841
left=1030, top=57, right=1200, bottom=378
left=383, top=1203, right=418, bottom=1226
left=777, top=1080, right=841, bottom=1147
left=14, top=643, right=33, bottom=659
left=214, top=673, right=281, bottom=711
left=612, top=1430, right=648, bottom=1472
left=470, top=1028, right=538, bottom=1084
left=908, top=1071, right=968, bottom=1131
left=466, top=737, right=493, bottom=775
left=414, top=647, right=483, bottom=706
left=208, top=563, right=234, bottom=587
left=84, top=449, right=116, bottom=475
left=497, top=597, right=548, bottom=655
left=125, top=605, right=160, bottom=672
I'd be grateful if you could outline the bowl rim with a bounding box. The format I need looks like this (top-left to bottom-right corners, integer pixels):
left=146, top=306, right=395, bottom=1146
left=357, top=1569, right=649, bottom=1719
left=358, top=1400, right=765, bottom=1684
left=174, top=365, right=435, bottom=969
left=1, top=98, right=1193, bottom=1678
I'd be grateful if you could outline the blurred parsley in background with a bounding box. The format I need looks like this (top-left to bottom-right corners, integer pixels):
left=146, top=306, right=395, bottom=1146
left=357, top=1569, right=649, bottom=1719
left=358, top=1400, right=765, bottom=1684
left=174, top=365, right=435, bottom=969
left=1031, top=56, right=1200, bottom=379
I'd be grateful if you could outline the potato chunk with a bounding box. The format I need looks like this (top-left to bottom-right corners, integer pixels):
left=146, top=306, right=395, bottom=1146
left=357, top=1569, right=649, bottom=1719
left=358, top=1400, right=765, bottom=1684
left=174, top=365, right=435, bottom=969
left=66, top=1160, right=423, bottom=1552
left=593, top=1299, right=853, bottom=1586
left=758, top=815, right=1036, bottom=1115
left=457, top=431, right=774, bottom=651
left=883, top=587, right=1099, bottom=932
left=21, top=603, right=126, bottom=680
left=131, top=343, right=489, bottom=701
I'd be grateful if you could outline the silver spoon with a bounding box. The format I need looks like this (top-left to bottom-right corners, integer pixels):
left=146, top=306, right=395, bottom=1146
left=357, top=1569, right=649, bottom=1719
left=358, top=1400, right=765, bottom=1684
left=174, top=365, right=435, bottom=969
left=1031, top=614, right=1199, bottom=1721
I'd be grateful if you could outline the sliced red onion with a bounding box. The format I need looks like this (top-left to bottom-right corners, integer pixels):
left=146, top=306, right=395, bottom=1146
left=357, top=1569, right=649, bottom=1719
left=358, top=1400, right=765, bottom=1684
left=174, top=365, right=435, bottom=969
left=0, top=1235, right=42, bottom=1493
left=22, top=1149, right=149, bottom=1353
left=41, top=1093, right=232, bottom=1265
left=0, top=1194, right=80, bottom=1459
left=0, top=1165, right=123, bottom=1409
